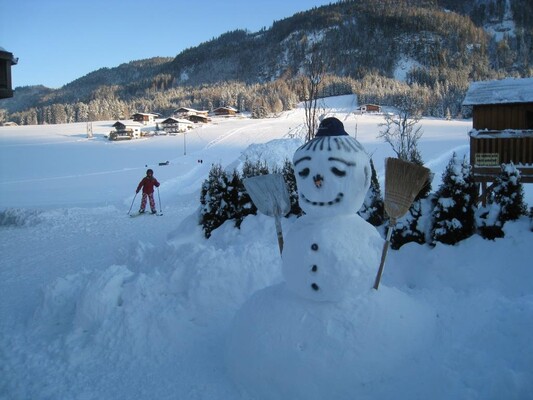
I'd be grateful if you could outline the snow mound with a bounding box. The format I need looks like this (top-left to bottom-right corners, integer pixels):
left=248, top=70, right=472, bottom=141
left=228, top=138, right=303, bottom=171
left=226, top=283, right=435, bottom=400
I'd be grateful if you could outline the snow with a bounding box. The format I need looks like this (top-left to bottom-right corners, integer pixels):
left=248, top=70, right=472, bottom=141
left=462, top=77, right=533, bottom=105
left=483, top=0, right=516, bottom=42
left=393, top=55, right=422, bottom=82
left=1, top=95, right=532, bottom=400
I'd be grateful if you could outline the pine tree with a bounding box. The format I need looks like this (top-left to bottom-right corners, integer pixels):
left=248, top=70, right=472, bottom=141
left=476, top=204, right=504, bottom=240
left=231, top=168, right=257, bottom=228
left=390, top=200, right=426, bottom=250
left=280, top=158, right=303, bottom=217
left=492, top=163, right=527, bottom=223
left=358, top=158, right=385, bottom=226
left=476, top=163, right=527, bottom=240
left=431, top=153, right=477, bottom=245
left=241, top=158, right=269, bottom=179
left=225, top=169, right=246, bottom=229
left=200, top=163, right=230, bottom=238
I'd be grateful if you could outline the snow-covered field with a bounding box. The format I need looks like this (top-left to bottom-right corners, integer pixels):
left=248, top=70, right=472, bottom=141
left=1, top=96, right=532, bottom=400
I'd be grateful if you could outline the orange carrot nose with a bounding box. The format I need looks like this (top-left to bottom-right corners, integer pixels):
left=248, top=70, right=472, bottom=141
left=313, top=174, right=323, bottom=188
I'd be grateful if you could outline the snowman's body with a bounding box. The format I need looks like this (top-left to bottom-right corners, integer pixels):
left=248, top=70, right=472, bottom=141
left=283, top=214, right=382, bottom=302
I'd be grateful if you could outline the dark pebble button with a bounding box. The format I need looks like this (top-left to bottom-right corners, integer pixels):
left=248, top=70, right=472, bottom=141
left=311, top=283, right=319, bottom=291
left=311, top=243, right=319, bottom=251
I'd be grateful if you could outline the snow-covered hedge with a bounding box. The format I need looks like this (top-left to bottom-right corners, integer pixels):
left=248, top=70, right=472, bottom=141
left=201, top=155, right=530, bottom=246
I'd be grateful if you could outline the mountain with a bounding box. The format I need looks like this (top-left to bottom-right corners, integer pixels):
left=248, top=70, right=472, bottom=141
left=1, top=0, right=531, bottom=124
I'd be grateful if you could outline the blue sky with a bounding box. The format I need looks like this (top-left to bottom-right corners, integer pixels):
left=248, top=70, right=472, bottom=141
left=1, top=0, right=335, bottom=89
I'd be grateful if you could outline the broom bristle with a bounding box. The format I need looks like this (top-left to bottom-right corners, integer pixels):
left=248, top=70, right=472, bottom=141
left=384, top=157, right=430, bottom=220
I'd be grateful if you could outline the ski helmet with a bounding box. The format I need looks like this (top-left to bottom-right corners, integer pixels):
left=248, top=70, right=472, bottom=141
left=147, top=169, right=153, bottom=175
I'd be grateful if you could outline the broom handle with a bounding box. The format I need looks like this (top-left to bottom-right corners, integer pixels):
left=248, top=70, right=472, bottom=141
left=274, top=214, right=284, bottom=255
left=373, top=221, right=395, bottom=290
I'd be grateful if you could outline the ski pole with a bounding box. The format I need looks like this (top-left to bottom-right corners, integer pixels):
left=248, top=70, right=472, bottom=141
left=157, top=186, right=162, bottom=215
left=128, top=192, right=138, bottom=215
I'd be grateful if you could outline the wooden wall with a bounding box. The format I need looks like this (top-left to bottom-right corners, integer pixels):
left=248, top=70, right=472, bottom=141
left=473, top=103, right=533, bottom=130
left=470, top=136, right=533, bottom=165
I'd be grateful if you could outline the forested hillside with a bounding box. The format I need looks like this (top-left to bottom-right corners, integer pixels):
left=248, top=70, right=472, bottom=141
left=1, top=0, right=531, bottom=125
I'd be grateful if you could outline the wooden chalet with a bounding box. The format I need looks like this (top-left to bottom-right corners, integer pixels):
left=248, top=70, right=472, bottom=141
left=187, top=114, right=211, bottom=123
left=109, top=121, right=143, bottom=140
left=174, top=107, right=208, bottom=116
left=159, top=117, right=193, bottom=134
left=463, top=77, right=533, bottom=201
left=213, top=106, right=239, bottom=116
left=131, top=112, right=158, bottom=124
left=174, top=107, right=210, bottom=123
left=0, top=47, right=17, bottom=99
left=357, top=104, right=381, bottom=114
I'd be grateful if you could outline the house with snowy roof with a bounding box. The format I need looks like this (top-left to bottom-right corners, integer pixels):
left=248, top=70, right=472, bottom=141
left=356, top=104, right=381, bottom=114
left=173, top=107, right=210, bottom=123
left=159, top=117, right=193, bottom=134
left=109, top=121, right=143, bottom=140
left=212, top=106, right=239, bottom=116
left=174, top=107, right=208, bottom=116
left=462, top=77, right=533, bottom=201
left=131, top=112, right=159, bottom=125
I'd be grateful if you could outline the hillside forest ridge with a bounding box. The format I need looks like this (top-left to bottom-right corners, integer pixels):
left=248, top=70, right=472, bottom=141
left=1, top=0, right=532, bottom=126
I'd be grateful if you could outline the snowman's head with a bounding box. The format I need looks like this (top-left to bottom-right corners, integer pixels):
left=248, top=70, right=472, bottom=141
left=293, top=117, right=370, bottom=216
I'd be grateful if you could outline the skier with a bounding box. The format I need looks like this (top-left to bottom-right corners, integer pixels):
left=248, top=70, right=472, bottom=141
left=136, top=169, right=160, bottom=214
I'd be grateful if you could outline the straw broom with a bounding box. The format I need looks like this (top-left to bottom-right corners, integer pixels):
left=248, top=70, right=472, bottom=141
left=373, top=157, right=430, bottom=290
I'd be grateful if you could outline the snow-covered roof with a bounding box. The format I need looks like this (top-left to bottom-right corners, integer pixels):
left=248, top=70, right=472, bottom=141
left=113, top=120, right=144, bottom=128
left=131, top=112, right=159, bottom=117
left=161, top=117, right=191, bottom=124
left=462, top=77, right=533, bottom=106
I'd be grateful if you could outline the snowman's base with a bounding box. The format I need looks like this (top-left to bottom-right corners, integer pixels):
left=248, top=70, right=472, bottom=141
left=226, top=283, right=436, bottom=400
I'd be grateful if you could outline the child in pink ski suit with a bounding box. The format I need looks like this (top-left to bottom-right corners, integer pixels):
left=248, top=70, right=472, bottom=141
left=136, top=169, right=160, bottom=213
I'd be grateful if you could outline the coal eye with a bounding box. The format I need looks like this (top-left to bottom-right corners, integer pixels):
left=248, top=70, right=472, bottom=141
left=298, top=168, right=310, bottom=178
left=331, top=167, right=346, bottom=177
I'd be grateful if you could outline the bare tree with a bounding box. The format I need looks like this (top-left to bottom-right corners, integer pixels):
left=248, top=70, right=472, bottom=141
left=300, top=45, right=327, bottom=141
left=378, top=93, right=424, bottom=161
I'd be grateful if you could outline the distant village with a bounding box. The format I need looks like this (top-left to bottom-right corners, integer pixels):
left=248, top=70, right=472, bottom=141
left=107, top=106, right=240, bottom=141
left=107, top=104, right=383, bottom=141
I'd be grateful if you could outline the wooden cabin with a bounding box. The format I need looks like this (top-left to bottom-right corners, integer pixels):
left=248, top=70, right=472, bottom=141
left=357, top=104, right=381, bottom=114
left=462, top=77, right=533, bottom=201
left=0, top=47, right=17, bottom=99
left=131, top=112, right=158, bottom=124
left=212, top=106, right=239, bottom=116
left=187, top=114, right=210, bottom=123
left=159, top=117, right=193, bottom=134
left=109, top=121, right=143, bottom=140
left=174, top=107, right=208, bottom=117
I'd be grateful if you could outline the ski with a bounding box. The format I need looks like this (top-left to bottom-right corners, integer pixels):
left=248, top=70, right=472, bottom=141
left=129, top=212, right=162, bottom=217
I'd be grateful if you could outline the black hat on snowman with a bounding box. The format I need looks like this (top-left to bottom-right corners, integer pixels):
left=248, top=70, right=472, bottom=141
left=316, top=117, right=349, bottom=137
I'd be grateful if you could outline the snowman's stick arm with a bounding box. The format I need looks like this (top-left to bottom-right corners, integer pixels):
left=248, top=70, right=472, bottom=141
left=373, top=219, right=396, bottom=290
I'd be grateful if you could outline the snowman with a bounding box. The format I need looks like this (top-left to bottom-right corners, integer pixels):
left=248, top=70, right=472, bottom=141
left=282, top=117, right=382, bottom=302
left=226, top=118, right=435, bottom=400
